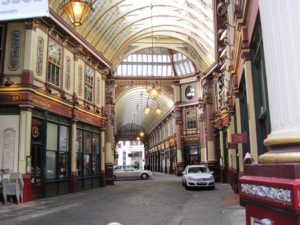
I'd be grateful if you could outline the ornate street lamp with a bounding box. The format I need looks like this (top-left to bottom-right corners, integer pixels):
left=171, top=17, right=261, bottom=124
left=62, top=0, right=94, bottom=26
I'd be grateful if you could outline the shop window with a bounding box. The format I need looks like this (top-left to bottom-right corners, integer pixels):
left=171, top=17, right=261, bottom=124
left=76, top=128, right=100, bottom=177
left=76, top=130, right=83, bottom=176
left=46, top=123, right=69, bottom=179
left=186, top=110, right=197, bottom=129
left=85, top=65, right=94, bottom=102
left=47, top=39, right=62, bottom=87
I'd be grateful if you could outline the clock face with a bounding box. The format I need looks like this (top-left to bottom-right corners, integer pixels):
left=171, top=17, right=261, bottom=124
left=185, top=86, right=196, bottom=100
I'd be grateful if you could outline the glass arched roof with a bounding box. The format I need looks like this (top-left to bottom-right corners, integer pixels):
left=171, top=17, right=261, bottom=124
left=49, top=0, right=216, bottom=72
left=48, top=0, right=216, bottom=135
left=115, top=48, right=196, bottom=77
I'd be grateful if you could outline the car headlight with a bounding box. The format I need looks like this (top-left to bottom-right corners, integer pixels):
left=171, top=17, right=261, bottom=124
left=209, top=175, right=214, bottom=181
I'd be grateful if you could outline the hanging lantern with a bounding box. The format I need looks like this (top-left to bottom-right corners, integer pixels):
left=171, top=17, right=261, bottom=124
left=62, top=0, right=93, bottom=26
left=147, top=83, right=161, bottom=99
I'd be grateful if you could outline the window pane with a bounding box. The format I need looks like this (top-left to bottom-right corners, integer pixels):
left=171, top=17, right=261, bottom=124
left=92, top=155, right=98, bottom=175
left=84, top=131, right=91, bottom=153
left=47, top=123, right=57, bottom=151
left=59, top=152, right=68, bottom=178
left=77, top=153, right=83, bottom=176
left=84, top=154, right=91, bottom=176
left=76, top=129, right=83, bottom=152
left=59, top=126, right=69, bottom=152
left=92, top=133, right=99, bottom=154
left=46, top=151, right=56, bottom=179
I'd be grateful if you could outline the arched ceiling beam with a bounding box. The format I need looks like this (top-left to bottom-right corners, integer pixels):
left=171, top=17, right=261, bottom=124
left=105, top=25, right=213, bottom=62
left=92, top=10, right=210, bottom=50
left=80, top=0, right=126, bottom=37
left=84, top=1, right=213, bottom=42
left=100, top=15, right=214, bottom=55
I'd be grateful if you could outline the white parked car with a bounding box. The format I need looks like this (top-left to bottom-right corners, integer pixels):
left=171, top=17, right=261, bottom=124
left=182, top=165, right=215, bottom=190
left=113, top=165, right=152, bottom=180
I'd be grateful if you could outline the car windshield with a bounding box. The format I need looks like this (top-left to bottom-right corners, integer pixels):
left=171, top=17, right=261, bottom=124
left=188, top=167, right=209, bottom=174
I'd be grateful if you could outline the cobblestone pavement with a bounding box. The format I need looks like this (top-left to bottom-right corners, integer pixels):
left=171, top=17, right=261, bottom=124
left=0, top=173, right=245, bottom=225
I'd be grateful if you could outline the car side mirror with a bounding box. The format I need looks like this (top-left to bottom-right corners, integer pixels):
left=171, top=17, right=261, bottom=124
left=210, top=171, right=214, bottom=174
left=182, top=172, right=187, bottom=175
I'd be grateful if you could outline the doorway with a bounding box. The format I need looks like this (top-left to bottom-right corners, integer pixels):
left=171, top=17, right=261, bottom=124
left=31, top=144, right=42, bottom=199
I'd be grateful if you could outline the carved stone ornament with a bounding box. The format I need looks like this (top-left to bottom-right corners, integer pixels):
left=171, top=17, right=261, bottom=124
left=241, top=183, right=292, bottom=204
left=100, top=68, right=110, bottom=76
left=8, top=30, right=21, bottom=71
left=36, top=36, right=44, bottom=76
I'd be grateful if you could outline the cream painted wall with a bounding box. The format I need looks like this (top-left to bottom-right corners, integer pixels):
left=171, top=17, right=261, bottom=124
left=0, top=115, right=20, bottom=172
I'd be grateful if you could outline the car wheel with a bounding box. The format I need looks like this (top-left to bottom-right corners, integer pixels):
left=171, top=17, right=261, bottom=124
left=141, top=173, right=149, bottom=180
left=113, top=175, right=116, bottom=181
left=184, top=180, right=189, bottom=190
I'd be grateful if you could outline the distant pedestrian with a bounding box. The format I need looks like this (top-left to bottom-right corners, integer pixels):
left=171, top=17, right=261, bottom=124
left=244, top=152, right=253, bottom=164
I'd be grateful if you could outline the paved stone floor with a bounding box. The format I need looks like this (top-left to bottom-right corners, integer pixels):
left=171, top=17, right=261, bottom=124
left=0, top=173, right=245, bottom=225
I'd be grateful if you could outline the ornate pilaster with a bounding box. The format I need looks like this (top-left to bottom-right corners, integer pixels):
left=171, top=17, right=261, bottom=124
left=243, top=58, right=258, bottom=163
left=104, top=79, right=115, bottom=185
left=174, top=108, right=184, bottom=175
left=70, top=120, right=77, bottom=192
left=206, top=103, right=216, bottom=164
left=18, top=105, right=33, bottom=173
left=22, top=20, right=38, bottom=85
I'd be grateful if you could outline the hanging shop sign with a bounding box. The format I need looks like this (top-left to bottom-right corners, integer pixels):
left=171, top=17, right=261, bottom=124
left=231, top=132, right=247, bottom=144
left=0, top=0, right=49, bottom=21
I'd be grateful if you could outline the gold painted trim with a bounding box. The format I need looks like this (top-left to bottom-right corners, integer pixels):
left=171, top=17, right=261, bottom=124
left=259, top=152, right=300, bottom=164
left=264, top=136, right=300, bottom=146
left=0, top=88, right=106, bottom=120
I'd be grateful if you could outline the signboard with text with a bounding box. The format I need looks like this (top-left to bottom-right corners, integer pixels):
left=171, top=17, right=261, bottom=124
left=231, top=132, right=247, bottom=144
left=0, top=0, right=49, bottom=21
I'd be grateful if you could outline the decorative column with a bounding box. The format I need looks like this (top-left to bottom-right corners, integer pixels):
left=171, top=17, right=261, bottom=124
left=205, top=104, right=216, bottom=165
left=174, top=108, right=184, bottom=175
left=198, top=103, right=207, bottom=163
left=19, top=105, right=33, bottom=202
left=239, top=1, right=300, bottom=225
left=234, top=97, right=244, bottom=173
left=104, top=80, right=115, bottom=185
left=70, top=119, right=77, bottom=192
left=243, top=59, right=258, bottom=163
left=100, top=131, right=106, bottom=186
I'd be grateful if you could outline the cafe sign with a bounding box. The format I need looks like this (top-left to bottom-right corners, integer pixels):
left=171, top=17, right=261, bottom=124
left=0, top=0, right=49, bottom=21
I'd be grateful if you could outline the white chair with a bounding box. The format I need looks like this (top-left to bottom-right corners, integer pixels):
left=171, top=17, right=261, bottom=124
left=2, top=172, right=24, bottom=204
